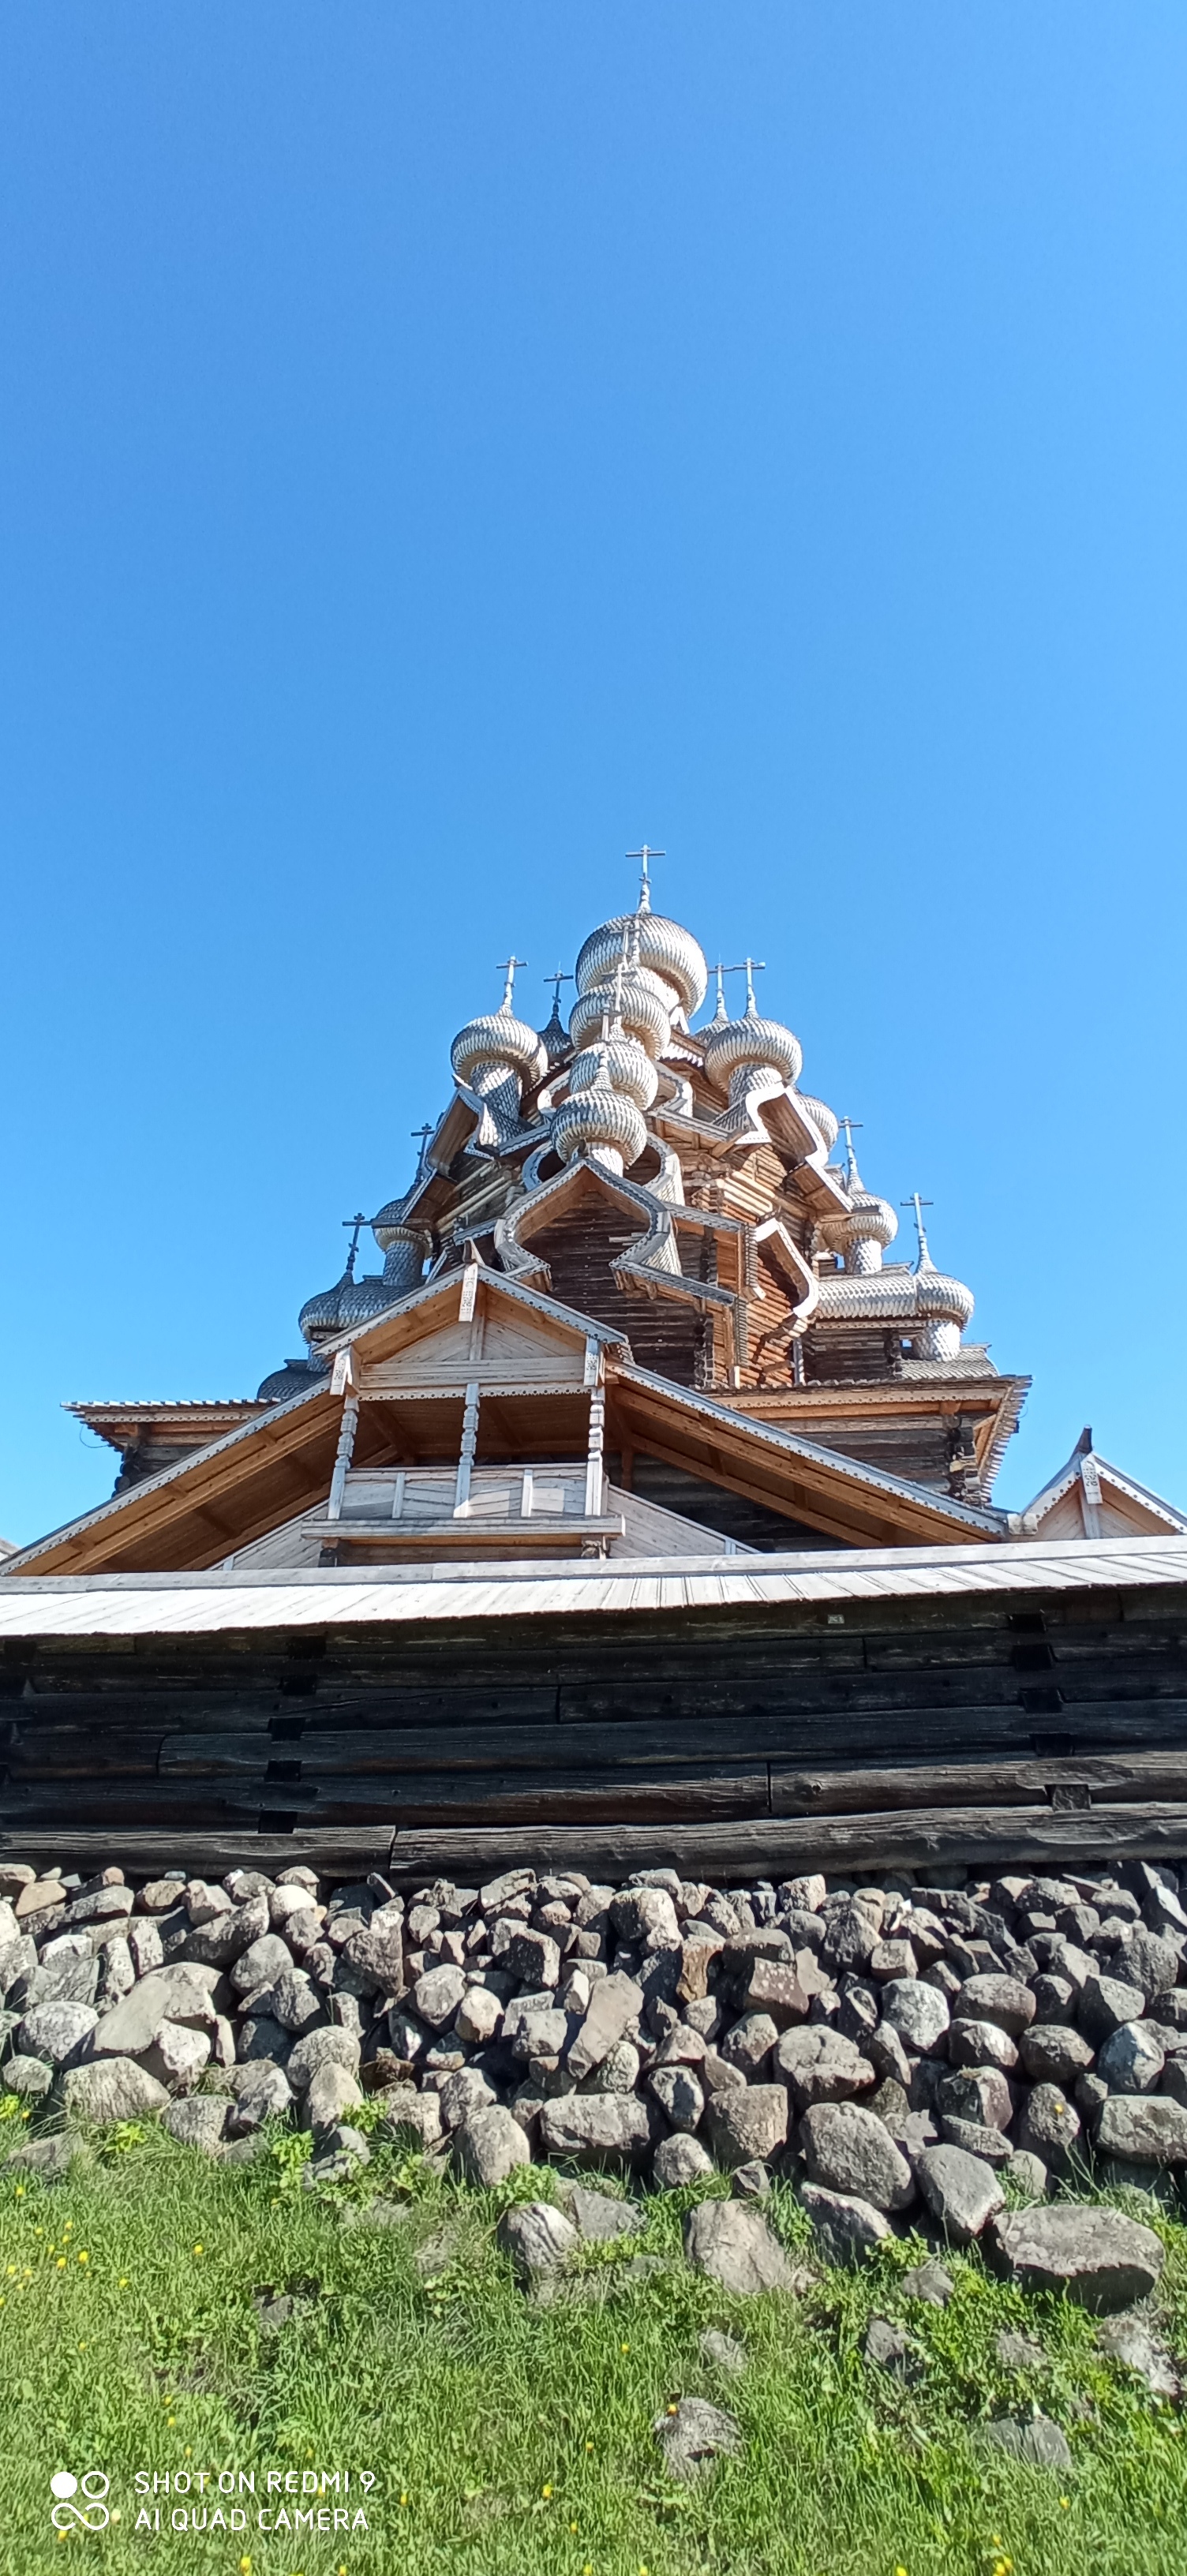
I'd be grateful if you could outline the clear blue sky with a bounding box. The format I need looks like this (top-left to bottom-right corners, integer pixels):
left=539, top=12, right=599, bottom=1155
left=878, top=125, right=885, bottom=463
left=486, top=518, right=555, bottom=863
left=2, top=6, right=1185, bottom=1545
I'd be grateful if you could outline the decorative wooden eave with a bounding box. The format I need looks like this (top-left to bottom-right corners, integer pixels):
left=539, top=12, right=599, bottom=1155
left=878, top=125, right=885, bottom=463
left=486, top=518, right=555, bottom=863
left=65, top=1398, right=269, bottom=1462
left=316, top=1260, right=631, bottom=1371
left=606, top=1361, right=1008, bottom=1549
left=717, top=1369, right=1030, bottom=1500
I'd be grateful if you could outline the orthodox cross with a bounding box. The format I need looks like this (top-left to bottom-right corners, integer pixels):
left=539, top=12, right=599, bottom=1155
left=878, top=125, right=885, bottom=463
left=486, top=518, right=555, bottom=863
left=627, top=844, right=665, bottom=912
left=496, top=955, right=527, bottom=1009
left=545, top=965, right=573, bottom=1009
left=725, top=957, right=765, bottom=1013
left=837, top=1118, right=863, bottom=1185
left=340, top=1211, right=370, bottom=1277
left=901, top=1193, right=934, bottom=1267
left=410, top=1121, right=435, bottom=1175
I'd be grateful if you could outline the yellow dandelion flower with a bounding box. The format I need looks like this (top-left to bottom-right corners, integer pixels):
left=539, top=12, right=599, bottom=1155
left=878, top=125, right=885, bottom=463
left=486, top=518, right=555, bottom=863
left=192, top=2243, right=204, bottom=2256
left=13, top=2184, right=24, bottom=2196
left=118, top=2277, right=128, bottom=2288
left=1058, top=2496, right=1070, bottom=2508
left=541, top=2483, right=552, bottom=2498
left=569, top=2521, right=579, bottom=2534
left=56, top=2258, right=66, bottom=2271
left=399, top=2491, right=409, bottom=2508
left=239, top=2559, right=253, bottom=2574
left=620, top=2341, right=630, bottom=2353
left=585, top=2440, right=594, bottom=2452
left=77, top=2251, right=88, bottom=2263
left=167, top=2417, right=176, bottom=2428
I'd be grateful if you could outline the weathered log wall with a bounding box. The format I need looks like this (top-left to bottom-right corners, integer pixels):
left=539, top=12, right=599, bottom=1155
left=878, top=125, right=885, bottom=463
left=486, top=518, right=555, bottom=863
left=2, top=1578, right=1185, bottom=1878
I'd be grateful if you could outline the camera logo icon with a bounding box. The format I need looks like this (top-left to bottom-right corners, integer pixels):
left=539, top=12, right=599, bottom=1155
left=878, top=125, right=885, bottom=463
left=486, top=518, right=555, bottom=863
left=51, top=2470, right=111, bottom=2531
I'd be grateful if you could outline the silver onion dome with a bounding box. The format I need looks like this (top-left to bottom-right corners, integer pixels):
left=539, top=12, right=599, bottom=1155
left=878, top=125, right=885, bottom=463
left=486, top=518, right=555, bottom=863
left=575, top=911, right=708, bottom=1021
left=569, top=965, right=671, bottom=1061
left=298, top=1266, right=395, bottom=1346
left=450, top=1004, right=547, bottom=1093
left=549, top=1045, right=648, bottom=1174
left=702, top=1002, right=803, bottom=1099
left=792, top=1091, right=840, bottom=1152
left=818, top=1184, right=898, bottom=1277
left=257, top=1354, right=330, bottom=1402
left=567, top=1028, right=657, bottom=1111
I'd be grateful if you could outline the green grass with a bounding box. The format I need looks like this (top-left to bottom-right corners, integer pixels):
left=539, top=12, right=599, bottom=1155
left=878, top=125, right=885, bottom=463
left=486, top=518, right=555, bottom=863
left=1, top=2101, right=1185, bottom=2576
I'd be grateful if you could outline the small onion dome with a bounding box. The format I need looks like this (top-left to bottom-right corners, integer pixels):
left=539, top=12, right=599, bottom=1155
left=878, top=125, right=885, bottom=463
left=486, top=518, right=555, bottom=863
left=549, top=1050, right=647, bottom=1174
left=540, top=993, right=571, bottom=1066
left=818, top=1185, right=898, bottom=1277
left=702, top=1003, right=803, bottom=1098
left=792, top=1091, right=840, bottom=1152
left=567, top=1028, right=657, bottom=1112
left=913, top=1264, right=975, bottom=1331
left=256, top=1354, right=329, bottom=1402
left=569, top=965, right=671, bottom=1061
left=298, top=1267, right=393, bottom=1345
left=575, top=912, right=707, bottom=1020
left=450, top=1005, right=547, bottom=1095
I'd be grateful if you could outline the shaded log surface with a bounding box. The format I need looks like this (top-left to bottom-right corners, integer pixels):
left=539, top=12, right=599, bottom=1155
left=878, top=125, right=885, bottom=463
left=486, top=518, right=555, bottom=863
left=1, top=1582, right=1185, bottom=1849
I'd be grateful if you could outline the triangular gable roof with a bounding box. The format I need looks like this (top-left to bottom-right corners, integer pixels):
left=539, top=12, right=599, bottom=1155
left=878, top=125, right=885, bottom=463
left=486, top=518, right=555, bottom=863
left=1021, top=1429, right=1187, bottom=1539
left=608, top=1361, right=1006, bottom=1548
left=0, top=1268, right=629, bottom=1578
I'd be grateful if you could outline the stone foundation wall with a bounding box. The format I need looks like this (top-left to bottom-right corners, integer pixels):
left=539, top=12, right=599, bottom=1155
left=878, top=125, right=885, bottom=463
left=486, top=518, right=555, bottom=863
left=3, top=1850, right=1187, bottom=2237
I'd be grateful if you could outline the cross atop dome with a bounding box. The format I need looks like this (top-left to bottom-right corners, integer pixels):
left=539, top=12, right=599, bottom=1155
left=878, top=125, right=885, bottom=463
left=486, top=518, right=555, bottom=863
left=627, top=844, right=665, bottom=913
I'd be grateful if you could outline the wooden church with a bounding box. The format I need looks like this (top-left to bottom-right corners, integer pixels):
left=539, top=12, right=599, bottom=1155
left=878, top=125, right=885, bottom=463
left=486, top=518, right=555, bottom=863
left=2, top=863, right=1185, bottom=1883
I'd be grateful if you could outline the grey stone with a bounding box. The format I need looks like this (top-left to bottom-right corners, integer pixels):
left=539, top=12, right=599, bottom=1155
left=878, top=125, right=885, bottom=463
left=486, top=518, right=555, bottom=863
left=4, top=2053, right=54, bottom=2099
left=15, top=1999, right=97, bottom=2065
left=1019, top=2024, right=1095, bottom=2086
left=229, top=1933, right=294, bottom=1998
left=683, top=2198, right=799, bottom=2294
left=92, top=1968, right=218, bottom=2057
left=989, top=2203, right=1164, bottom=2311
left=1115, top=1928, right=1183, bottom=1999
left=937, top=2065, right=1013, bottom=2132
left=380, top=2089, right=443, bottom=2150
left=28, top=1944, right=99, bottom=2010
left=868, top=2021, right=914, bottom=2090
left=947, top=2017, right=1018, bottom=2074
left=502, top=1925, right=562, bottom=1989
left=649, top=2063, right=704, bottom=2132
left=439, top=2065, right=497, bottom=2131
left=510, top=2006, right=568, bottom=2065
left=953, top=1973, right=1035, bottom=2035
left=140, top=2019, right=210, bottom=2093
left=800, top=2101, right=915, bottom=2211
left=225, top=2061, right=292, bottom=2133
left=700, top=2326, right=747, bottom=2374
left=1079, top=1971, right=1146, bottom=2044
left=1007, top=2149, right=1049, bottom=2200
left=455, top=1985, right=504, bottom=2046
left=66, top=1883, right=134, bottom=1926
left=1095, top=2093, right=1187, bottom=2164
left=342, top=1918, right=404, bottom=1994
left=914, top=2144, right=1004, bottom=2244
left=497, top=2200, right=579, bottom=2280
left=305, top=2061, right=363, bottom=2132
left=902, top=2257, right=954, bottom=2306
left=264, top=1968, right=323, bottom=2035
left=653, top=2394, right=741, bottom=2481
left=181, top=1895, right=268, bottom=1968
left=584, top=2038, right=641, bottom=2095
left=732, top=2159, right=772, bottom=2200
left=1096, top=2315, right=1181, bottom=2399
left=703, top=2083, right=788, bottom=2171
left=864, top=2316, right=922, bottom=2379
left=451, top=2104, right=531, bottom=2186
left=412, top=1964, right=467, bottom=2030
left=995, top=2328, right=1047, bottom=2371
left=539, top=2092, right=654, bottom=2168
left=236, top=2013, right=294, bottom=2065
left=980, top=2416, right=1072, bottom=2471
left=566, top=1968, right=643, bottom=2091
left=286, top=2025, right=360, bottom=2091
left=163, top=2096, right=231, bottom=2153
left=938, top=2116, right=1013, bottom=2166
left=774, top=2026, right=874, bottom=2106
left=62, top=2055, right=169, bottom=2120
left=1017, top=2083, right=1081, bottom=2170
left=879, top=1977, right=949, bottom=2053
left=799, top=2183, right=892, bottom=2265
left=1095, top=2021, right=1166, bottom=2095
left=611, top=1885, right=680, bottom=1946
left=556, top=2181, right=646, bottom=2238
left=6, top=2132, right=79, bottom=2181
left=720, top=2011, right=780, bottom=2076
left=653, top=2132, right=713, bottom=2186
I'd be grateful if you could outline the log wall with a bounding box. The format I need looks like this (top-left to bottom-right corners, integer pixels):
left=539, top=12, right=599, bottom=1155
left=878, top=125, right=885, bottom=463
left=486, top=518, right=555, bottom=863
left=2, top=1577, right=1185, bottom=1876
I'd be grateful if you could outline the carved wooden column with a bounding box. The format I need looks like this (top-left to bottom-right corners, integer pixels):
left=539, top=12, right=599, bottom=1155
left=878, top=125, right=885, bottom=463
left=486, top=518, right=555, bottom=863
left=455, top=1378, right=481, bottom=1513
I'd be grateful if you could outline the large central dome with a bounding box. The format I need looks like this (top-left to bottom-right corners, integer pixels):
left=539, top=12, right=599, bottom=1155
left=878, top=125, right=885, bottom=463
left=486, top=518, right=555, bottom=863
left=575, top=910, right=708, bottom=1021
